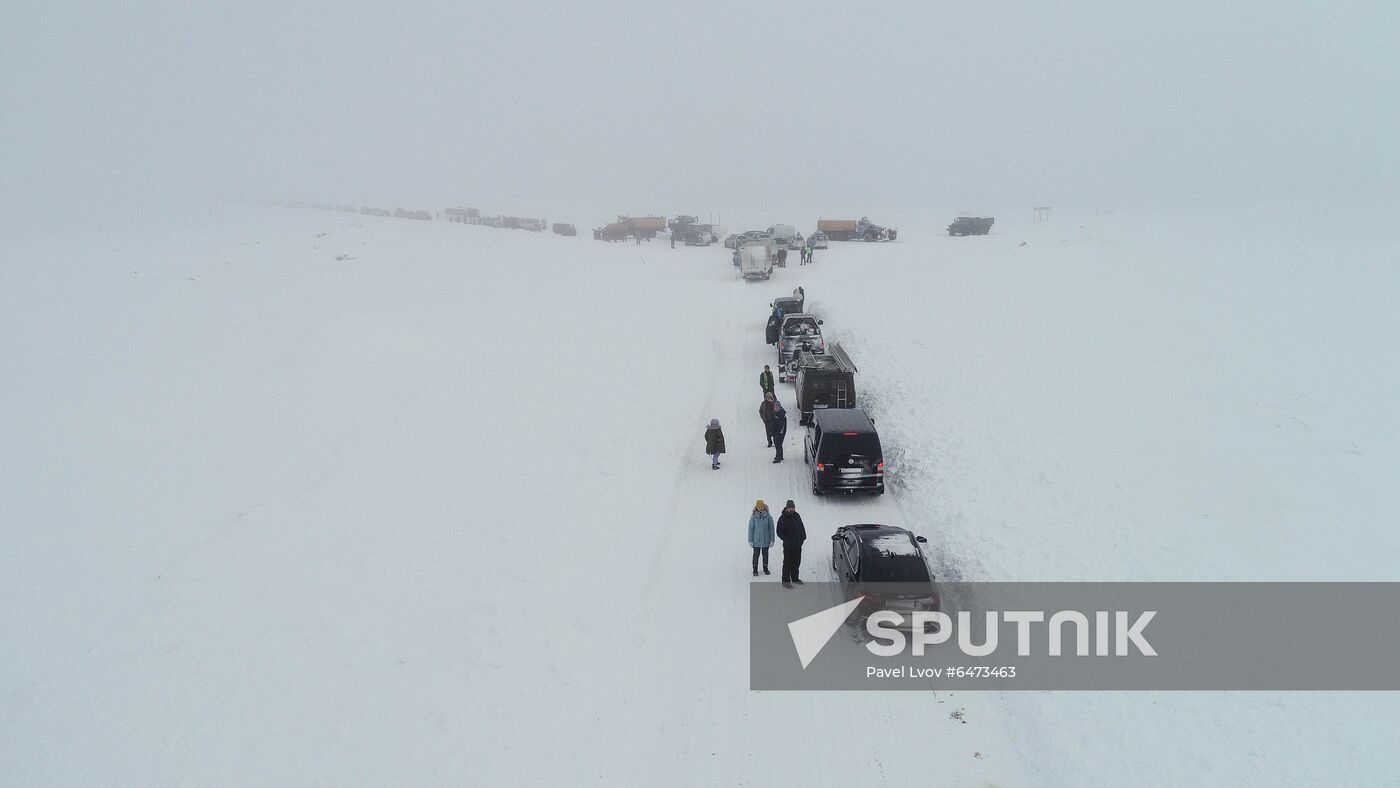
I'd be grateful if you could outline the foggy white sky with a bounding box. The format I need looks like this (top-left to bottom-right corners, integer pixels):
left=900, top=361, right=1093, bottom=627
left=5, top=1, right=1399, bottom=227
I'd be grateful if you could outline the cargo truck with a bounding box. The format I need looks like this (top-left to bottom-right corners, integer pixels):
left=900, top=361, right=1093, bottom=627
left=739, top=240, right=777, bottom=281
left=816, top=217, right=897, bottom=242
left=593, top=215, right=666, bottom=242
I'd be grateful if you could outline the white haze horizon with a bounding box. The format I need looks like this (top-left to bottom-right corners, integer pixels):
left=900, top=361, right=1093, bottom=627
left=5, top=2, right=1399, bottom=235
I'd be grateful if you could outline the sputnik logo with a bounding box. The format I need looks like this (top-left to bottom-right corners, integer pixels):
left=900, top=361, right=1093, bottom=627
left=787, top=597, right=864, bottom=669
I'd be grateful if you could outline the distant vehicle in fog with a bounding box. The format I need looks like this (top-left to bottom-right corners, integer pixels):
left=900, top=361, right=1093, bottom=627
left=817, top=217, right=897, bottom=242
left=739, top=240, right=777, bottom=281
left=947, top=216, right=994, bottom=236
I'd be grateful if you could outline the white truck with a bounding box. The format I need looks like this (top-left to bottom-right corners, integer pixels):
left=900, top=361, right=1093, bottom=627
left=739, top=240, right=777, bottom=281
left=767, top=224, right=797, bottom=247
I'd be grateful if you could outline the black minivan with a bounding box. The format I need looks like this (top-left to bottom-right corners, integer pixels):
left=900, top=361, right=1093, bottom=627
left=804, top=408, right=884, bottom=495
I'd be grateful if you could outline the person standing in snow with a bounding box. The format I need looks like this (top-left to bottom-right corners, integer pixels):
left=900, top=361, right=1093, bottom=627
left=776, top=500, right=806, bottom=587
left=777, top=247, right=787, bottom=267
left=748, top=500, right=775, bottom=577
left=759, top=364, right=775, bottom=394
left=759, top=391, right=778, bottom=447
left=765, top=311, right=781, bottom=345
left=767, top=398, right=788, bottom=463
left=704, top=418, right=726, bottom=470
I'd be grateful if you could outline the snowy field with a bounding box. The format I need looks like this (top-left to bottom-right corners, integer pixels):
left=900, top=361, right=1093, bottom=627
left=3, top=205, right=1398, bottom=785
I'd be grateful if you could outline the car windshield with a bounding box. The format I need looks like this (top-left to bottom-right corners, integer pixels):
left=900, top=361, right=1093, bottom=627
left=861, top=535, right=931, bottom=582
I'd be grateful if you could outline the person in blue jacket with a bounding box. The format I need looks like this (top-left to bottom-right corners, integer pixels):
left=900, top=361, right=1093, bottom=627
left=748, top=500, right=775, bottom=576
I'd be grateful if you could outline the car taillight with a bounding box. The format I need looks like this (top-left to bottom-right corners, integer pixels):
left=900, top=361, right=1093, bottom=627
left=877, top=462, right=885, bottom=472
left=816, top=463, right=825, bottom=471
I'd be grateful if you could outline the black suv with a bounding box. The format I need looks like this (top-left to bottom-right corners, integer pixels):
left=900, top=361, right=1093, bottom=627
left=804, top=408, right=884, bottom=495
left=831, top=524, right=940, bottom=628
left=793, top=343, right=857, bottom=426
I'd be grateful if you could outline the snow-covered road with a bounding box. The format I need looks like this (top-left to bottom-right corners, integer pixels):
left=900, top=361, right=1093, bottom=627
left=3, top=204, right=1396, bottom=785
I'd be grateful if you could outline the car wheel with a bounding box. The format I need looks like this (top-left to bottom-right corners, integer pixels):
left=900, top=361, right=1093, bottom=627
left=812, top=485, right=823, bottom=496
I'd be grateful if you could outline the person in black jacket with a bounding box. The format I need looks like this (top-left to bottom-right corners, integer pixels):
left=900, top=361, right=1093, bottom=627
left=759, top=391, right=777, bottom=447
left=776, top=500, right=806, bottom=587
left=767, top=398, right=787, bottom=462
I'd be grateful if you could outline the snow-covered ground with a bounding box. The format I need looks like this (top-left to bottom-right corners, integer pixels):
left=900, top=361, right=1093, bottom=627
left=2, top=205, right=1397, bottom=784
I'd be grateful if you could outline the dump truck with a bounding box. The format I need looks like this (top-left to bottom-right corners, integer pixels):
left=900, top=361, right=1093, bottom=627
left=947, top=216, right=994, bottom=236
left=594, top=222, right=628, bottom=241
left=816, top=217, right=897, bottom=241
left=816, top=219, right=859, bottom=240
left=621, top=216, right=666, bottom=239
left=793, top=343, right=858, bottom=425
left=594, top=216, right=665, bottom=242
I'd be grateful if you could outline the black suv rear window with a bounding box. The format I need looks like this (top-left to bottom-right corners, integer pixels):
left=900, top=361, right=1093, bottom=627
left=819, top=432, right=880, bottom=460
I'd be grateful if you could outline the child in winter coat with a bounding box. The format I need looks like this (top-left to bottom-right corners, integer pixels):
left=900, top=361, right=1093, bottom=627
left=748, top=500, right=775, bottom=576
left=705, top=418, right=726, bottom=470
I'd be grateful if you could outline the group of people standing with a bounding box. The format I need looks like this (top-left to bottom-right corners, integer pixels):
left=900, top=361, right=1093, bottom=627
left=747, top=499, right=808, bottom=586
left=703, top=364, right=790, bottom=469
left=758, top=365, right=787, bottom=462
left=698, top=295, right=810, bottom=584
left=798, top=243, right=816, bottom=265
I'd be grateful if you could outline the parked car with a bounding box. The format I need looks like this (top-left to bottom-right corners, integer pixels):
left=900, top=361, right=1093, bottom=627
left=793, top=343, right=857, bottom=425
left=789, top=233, right=805, bottom=251
left=831, top=524, right=940, bottom=631
left=804, top=407, right=884, bottom=495
left=777, top=314, right=825, bottom=380
left=808, top=232, right=829, bottom=249
left=724, top=234, right=741, bottom=249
